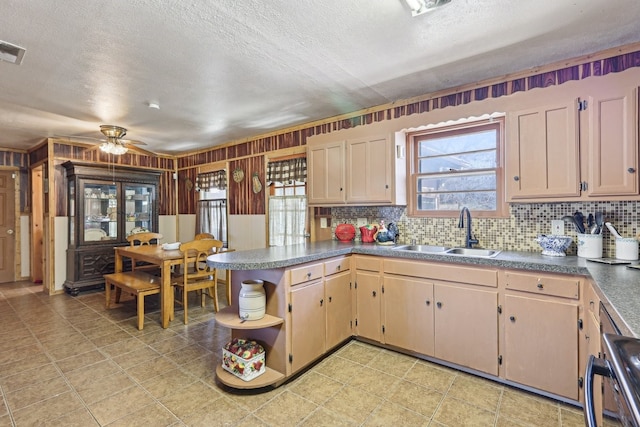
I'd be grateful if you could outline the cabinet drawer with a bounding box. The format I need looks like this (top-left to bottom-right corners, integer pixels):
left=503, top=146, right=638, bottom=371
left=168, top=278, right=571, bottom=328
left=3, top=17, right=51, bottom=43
left=584, top=280, right=601, bottom=317
left=354, top=256, right=382, bottom=272
left=290, top=263, right=323, bottom=286
left=325, top=257, right=350, bottom=277
left=384, top=259, right=497, bottom=287
left=504, top=271, right=579, bottom=299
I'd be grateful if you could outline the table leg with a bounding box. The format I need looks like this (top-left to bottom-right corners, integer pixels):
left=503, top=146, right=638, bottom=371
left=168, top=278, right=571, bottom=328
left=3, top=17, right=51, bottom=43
left=161, top=260, right=173, bottom=328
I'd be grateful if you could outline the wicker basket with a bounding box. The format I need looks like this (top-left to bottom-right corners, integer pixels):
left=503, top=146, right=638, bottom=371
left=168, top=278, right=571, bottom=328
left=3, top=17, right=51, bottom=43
left=335, top=224, right=356, bottom=242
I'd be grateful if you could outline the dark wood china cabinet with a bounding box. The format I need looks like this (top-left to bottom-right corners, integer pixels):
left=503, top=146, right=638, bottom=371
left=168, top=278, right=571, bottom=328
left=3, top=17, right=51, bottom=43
left=62, top=161, right=160, bottom=296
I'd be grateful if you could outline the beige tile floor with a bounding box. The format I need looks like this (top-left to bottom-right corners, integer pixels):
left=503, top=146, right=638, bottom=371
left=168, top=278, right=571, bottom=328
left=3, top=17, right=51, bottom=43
left=0, top=280, right=621, bottom=427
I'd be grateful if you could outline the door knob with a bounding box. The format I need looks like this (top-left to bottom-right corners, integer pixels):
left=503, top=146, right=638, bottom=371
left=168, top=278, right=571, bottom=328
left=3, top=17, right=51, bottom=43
left=628, top=167, right=636, bottom=173
left=6, top=229, right=13, bottom=235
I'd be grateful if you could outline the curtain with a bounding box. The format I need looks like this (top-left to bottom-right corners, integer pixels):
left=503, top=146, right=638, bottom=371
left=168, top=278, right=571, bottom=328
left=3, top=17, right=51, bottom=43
left=196, top=170, right=227, bottom=191
left=268, top=196, right=307, bottom=246
left=195, top=199, right=227, bottom=246
left=266, top=158, right=307, bottom=184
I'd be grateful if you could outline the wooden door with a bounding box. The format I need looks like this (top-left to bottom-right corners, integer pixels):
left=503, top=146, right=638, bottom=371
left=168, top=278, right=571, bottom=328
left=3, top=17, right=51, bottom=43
left=434, top=284, right=498, bottom=375
left=587, top=87, right=638, bottom=196
left=0, top=171, right=15, bottom=283
left=307, top=141, right=345, bottom=204
left=383, top=276, right=434, bottom=356
left=504, top=294, right=579, bottom=399
left=290, top=280, right=326, bottom=373
left=355, top=270, right=381, bottom=342
left=346, top=136, right=391, bottom=203
left=325, top=270, right=352, bottom=350
left=506, top=101, right=580, bottom=200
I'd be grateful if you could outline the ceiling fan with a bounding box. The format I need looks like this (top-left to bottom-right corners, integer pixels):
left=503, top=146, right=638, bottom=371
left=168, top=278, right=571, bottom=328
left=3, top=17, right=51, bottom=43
left=58, top=125, right=149, bottom=155
left=97, top=125, right=142, bottom=155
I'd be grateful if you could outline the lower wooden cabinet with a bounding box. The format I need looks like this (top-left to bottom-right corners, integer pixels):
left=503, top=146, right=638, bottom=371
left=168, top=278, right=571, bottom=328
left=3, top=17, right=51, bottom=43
left=502, top=270, right=581, bottom=400
left=325, top=269, right=353, bottom=350
left=290, top=280, right=326, bottom=373
left=383, top=276, right=434, bottom=356
left=355, top=270, right=382, bottom=342
left=434, top=283, right=499, bottom=375
left=289, top=256, right=353, bottom=374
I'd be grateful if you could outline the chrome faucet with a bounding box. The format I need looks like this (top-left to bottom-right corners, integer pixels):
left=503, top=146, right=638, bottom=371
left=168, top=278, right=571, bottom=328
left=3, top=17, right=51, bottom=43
left=458, top=207, right=479, bottom=248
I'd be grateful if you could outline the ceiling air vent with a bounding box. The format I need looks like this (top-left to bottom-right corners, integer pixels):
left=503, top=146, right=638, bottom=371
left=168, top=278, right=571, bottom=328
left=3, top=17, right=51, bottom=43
left=0, top=40, right=26, bottom=65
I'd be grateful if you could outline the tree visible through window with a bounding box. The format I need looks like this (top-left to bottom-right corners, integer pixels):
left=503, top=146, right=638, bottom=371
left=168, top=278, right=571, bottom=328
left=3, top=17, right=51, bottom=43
left=407, top=118, right=505, bottom=217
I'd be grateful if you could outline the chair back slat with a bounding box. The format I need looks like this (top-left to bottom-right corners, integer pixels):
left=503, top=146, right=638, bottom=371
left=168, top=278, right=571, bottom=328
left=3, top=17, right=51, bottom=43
left=127, top=232, right=163, bottom=246
left=179, top=239, right=224, bottom=285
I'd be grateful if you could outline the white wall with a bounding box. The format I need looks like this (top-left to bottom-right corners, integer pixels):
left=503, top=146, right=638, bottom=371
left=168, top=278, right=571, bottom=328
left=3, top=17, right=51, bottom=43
left=177, top=214, right=196, bottom=243
left=228, top=215, right=266, bottom=250
left=158, top=215, right=177, bottom=244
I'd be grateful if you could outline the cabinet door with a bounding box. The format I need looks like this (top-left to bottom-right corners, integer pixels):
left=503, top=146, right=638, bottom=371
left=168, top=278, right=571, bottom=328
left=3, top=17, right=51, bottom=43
left=290, top=281, right=326, bottom=373
left=434, top=284, right=498, bottom=375
left=325, top=270, right=352, bottom=350
left=586, top=310, right=604, bottom=426
left=506, top=101, right=580, bottom=200
left=383, top=276, right=434, bottom=356
left=504, top=294, right=578, bottom=399
left=355, top=270, right=381, bottom=342
left=308, top=141, right=345, bottom=204
left=346, top=136, right=391, bottom=203
left=587, top=87, right=638, bottom=196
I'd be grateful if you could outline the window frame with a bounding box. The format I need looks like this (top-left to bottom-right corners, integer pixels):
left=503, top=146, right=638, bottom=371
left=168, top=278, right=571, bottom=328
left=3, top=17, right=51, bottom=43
left=406, top=117, right=507, bottom=218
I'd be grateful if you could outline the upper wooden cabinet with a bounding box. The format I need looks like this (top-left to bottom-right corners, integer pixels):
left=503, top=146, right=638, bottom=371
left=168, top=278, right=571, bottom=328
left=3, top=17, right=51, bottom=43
left=506, top=100, right=581, bottom=200
left=587, top=88, right=638, bottom=196
left=307, top=134, right=406, bottom=206
left=506, top=87, right=639, bottom=201
left=308, top=140, right=346, bottom=204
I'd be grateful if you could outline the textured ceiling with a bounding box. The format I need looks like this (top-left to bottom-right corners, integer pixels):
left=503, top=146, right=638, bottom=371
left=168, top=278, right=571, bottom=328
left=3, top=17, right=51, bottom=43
left=2, top=0, right=640, bottom=155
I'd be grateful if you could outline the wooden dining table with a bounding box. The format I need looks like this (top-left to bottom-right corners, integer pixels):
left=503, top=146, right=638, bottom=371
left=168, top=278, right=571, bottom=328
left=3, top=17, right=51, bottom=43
left=114, top=244, right=184, bottom=328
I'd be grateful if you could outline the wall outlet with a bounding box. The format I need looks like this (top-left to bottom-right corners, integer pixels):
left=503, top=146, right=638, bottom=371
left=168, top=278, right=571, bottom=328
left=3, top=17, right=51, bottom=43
left=356, top=217, right=368, bottom=227
left=551, top=220, right=564, bottom=235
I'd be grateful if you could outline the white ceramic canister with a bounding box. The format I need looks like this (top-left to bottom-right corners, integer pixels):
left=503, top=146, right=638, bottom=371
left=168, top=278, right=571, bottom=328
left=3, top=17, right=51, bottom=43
left=615, top=237, right=639, bottom=261
left=577, top=233, right=603, bottom=258
left=238, top=280, right=266, bottom=321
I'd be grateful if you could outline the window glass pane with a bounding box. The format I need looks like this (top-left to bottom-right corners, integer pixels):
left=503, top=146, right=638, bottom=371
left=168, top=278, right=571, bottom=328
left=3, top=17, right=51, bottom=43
left=417, top=191, right=497, bottom=211
left=418, top=130, right=496, bottom=156
left=418, top=172, right=496, bottom=193
left=419, top=150, right=496, bottom=173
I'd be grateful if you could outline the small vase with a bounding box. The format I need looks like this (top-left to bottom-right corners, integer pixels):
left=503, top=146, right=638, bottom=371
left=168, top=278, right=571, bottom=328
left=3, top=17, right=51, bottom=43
left=238, top=280, right=266, bottom=321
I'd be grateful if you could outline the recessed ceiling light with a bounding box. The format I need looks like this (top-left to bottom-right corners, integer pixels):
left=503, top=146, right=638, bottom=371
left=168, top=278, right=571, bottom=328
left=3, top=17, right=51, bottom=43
left=0, top=40, right=26, bottom=65
left=148, top=103, right=160, bottom=110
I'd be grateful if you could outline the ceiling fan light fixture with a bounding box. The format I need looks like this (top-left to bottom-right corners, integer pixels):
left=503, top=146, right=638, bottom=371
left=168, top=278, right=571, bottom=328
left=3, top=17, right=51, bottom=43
left=404, top=0, right=451, bottom=16
left=100, top=140, right=128, bottom=155
left=99, top=125, right=128, bottom=155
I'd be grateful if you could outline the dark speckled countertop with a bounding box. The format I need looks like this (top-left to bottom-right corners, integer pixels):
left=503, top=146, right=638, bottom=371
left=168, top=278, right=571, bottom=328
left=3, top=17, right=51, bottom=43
left=207, top=240, right=640, bottom=337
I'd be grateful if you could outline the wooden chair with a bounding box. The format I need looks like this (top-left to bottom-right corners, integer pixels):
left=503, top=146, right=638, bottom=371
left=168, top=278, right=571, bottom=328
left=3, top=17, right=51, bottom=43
left=126, top=232, right=163, bottom=271
left=194, top=232, right=215, bottom=240
left=172, top=239, right=224, bottom=324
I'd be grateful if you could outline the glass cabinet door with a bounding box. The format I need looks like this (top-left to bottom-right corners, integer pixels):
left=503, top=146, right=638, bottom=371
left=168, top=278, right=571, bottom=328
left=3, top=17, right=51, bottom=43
left=83, top=183, right=118, bottom=242
left=69, top=180, right=75, bottom=246
left=124, top=184, right=155, bottom=236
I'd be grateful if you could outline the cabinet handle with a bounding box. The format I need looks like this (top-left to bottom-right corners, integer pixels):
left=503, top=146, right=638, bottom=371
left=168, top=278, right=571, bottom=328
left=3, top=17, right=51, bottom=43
left=436, top=301, right=442, bottom=308
left=320, top=299, right=324, bottom=306
left=306, top=272, right=311, bottom=279
left=426, top=299, right=430, bottom=306
left=372, top=291, right=377, bottom=297
left=537, top=283, right=544, bottom=290
left=513, top=176, right=520, bottom=181
left=329, top=296, right=332, bottom=303
left=628, top=167, right=636, bottom=173
left=510, top=316, right=516, bottom=322
left=336, top=265, right=341, bottom=271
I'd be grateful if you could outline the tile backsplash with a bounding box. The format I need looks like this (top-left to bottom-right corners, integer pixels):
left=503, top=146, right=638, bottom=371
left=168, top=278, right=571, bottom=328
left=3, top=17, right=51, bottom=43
left=331, top=201, right=640, bottom=257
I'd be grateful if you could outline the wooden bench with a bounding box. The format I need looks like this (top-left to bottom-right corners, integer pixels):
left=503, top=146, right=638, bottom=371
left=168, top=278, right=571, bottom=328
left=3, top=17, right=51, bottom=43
left=104, top=271, right=161, bottom=330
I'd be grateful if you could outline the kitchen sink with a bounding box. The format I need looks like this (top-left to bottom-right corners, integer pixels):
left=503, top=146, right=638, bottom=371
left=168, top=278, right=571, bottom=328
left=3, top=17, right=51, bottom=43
left=444, top=247, right=501, bottom=258
left=392, top=245, right=501, bottom=258
left=392, top=245, right=450, bottom=253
